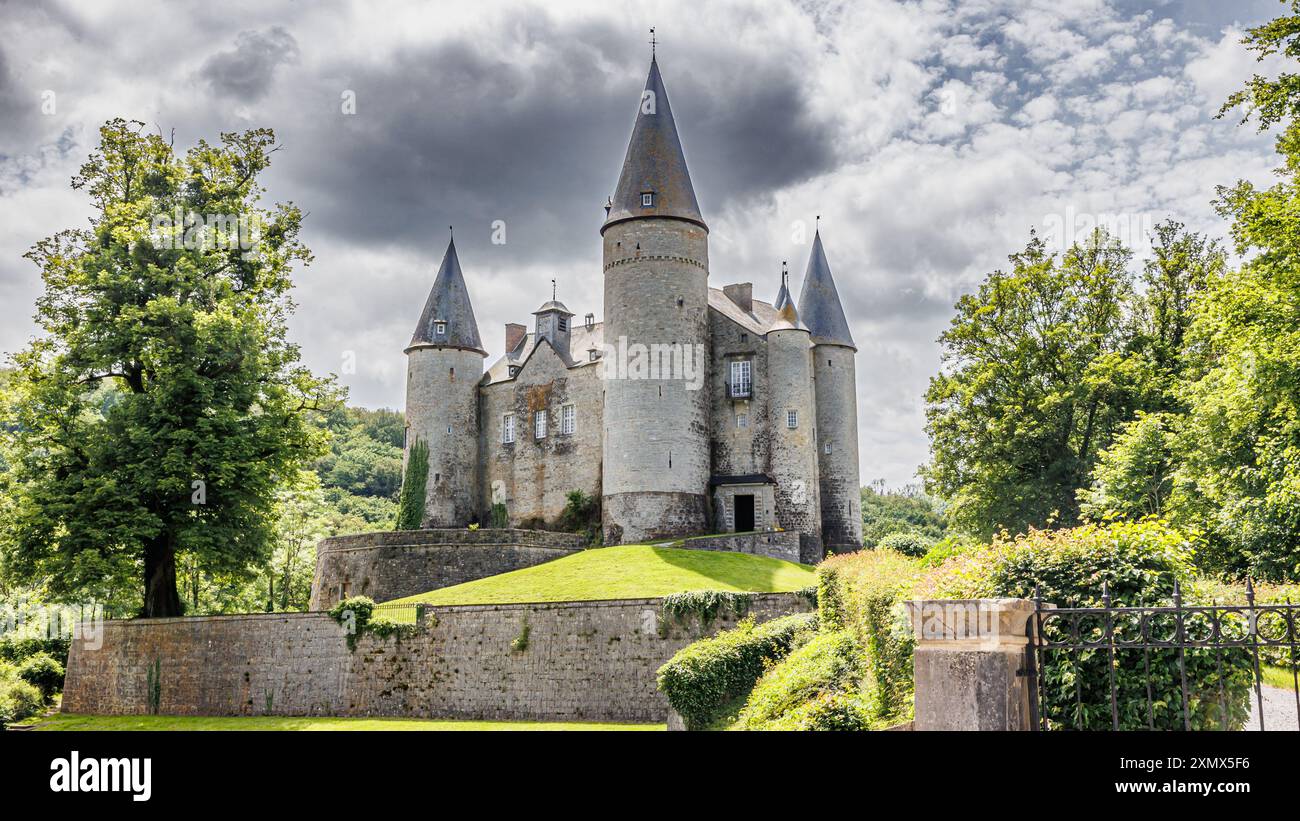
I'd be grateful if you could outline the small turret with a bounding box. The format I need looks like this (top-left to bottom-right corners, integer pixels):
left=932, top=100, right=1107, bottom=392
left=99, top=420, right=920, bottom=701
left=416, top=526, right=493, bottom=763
left=404, top=237, right=486, bottom=527
left=533, top=285, right=574, bottom=361
left=797, top=230, right=862, bottom=550
left=766, top=265, right=820, bottom=543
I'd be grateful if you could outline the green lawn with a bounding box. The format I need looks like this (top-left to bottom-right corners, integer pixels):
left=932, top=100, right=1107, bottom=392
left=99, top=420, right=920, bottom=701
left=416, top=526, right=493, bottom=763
left=383, top=544, right=816, bottom=606
left=31, top=713, right=662, bottom=731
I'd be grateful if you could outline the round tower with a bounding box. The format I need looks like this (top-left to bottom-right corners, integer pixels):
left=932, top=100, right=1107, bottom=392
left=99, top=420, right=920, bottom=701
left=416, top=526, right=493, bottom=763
left=404, top=237, right=486, bottom=527
left=600, top=55, right=711, bottom=543
left=766, top=269, right=821, bottom=542
left=798, top=231, right=863, bottom=551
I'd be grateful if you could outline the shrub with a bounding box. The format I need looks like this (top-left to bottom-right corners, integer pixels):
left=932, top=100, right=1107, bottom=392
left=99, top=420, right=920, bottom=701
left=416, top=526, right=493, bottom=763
left=659, top=590, right=755, bottom=633
left=395, top=438, right=429, bottom=530
left=0, top=665, right=44, bottom=725
left=919, top=520, right=1252, bottom=730
left=657, top=613, right=816, bottom=730
left=0, top=635, right=71, bottom=668
left=556, top=490, right=602, bottom=545
left=734, top=631, right=869, bottom=730
left=327, top=596, right=414, bottom=648
left=17, top=652, right=64, bottom=702
left=876, top=531, right=932, bottom=557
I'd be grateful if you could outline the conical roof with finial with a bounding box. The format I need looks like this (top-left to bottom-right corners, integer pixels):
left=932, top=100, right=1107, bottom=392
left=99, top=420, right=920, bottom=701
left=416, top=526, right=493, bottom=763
left=797, top=231, right=855, bottom=349
left=407, top=237, right=485, bottom=354
left=769, top=265, right=808, bottom=332
left=602, top=56, right=706, bottom=233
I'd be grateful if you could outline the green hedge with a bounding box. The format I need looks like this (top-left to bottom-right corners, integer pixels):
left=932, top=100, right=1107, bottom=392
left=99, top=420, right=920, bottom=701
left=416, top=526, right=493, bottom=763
left=734, top=630, right=871, bottom=730
left=656, top=612, right=816, bottom=730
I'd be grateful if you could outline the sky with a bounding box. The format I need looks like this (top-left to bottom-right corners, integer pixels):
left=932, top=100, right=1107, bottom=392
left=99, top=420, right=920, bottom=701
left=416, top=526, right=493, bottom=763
left=0, top=0, right=1291, bottom=488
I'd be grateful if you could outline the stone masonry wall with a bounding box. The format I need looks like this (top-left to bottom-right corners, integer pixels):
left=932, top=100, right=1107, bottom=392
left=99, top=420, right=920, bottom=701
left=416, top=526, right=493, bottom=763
left=680, top=530, right=822, bottom=564
left=309, top=529, right=584, bottom=610
left=478, top=345, right=603, bottom=528
left=813, top=344, right=863, bottom=550
left=62, top=593, right=809, bottom=722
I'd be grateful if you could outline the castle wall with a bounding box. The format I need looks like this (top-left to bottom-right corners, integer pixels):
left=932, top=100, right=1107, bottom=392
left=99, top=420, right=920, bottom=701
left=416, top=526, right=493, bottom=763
left=406, top=346, right=484, bottom=527
left=707, top=310, right=770, bottom=476
left=813, top=344, right=863, bottom=550
left=62, top=594, right=809, bottom=723
left=601, top=218, right=712, bottom=543
left=766, top=328, right=822, bottom=538
left=478, top=345, right=603, bottom=527
left=308, top=529, right=585, bottom=610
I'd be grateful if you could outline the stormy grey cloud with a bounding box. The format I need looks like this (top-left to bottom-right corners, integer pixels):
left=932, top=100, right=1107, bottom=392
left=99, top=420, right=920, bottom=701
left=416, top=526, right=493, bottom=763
left=0, top=0, right=1291, bottom=487
left=200, top=26, right=300, bottom=100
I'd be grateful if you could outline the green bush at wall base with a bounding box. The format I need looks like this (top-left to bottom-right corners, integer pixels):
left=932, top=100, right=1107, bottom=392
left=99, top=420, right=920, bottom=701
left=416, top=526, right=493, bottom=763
left=734, top=630, right=871, bottom=730
left=16, top=652, right=64, bottom=702
left=657, top=612, right=816, bottom=730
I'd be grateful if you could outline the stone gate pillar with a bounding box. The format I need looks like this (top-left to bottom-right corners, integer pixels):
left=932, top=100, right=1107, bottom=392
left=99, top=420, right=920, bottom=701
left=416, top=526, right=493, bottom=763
left=904, top=598, right=1041, bottom=731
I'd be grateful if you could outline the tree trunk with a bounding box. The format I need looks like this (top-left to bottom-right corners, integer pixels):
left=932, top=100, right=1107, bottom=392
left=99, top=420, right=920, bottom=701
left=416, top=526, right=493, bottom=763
left=143, top=532, right=183, bottom=618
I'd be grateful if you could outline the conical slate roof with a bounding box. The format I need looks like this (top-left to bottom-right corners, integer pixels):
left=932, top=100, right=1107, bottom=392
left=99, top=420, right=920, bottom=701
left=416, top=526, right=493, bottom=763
left=770, top=271, right=808, bottom=332
left=407, top=238, right=485, bottom=354
left=797, top=232, right=855, bottom=349
left=603, top=57, right=706, bottom=233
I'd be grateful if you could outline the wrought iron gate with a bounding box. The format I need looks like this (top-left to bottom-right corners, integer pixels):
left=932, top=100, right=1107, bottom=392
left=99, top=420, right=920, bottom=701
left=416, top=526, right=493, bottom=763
left=1023, top=581, right=1300, bottom=731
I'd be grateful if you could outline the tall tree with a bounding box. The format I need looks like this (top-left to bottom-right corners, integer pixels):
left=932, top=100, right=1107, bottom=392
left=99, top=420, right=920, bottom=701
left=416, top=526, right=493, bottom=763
left=1, top=119, right=340, bottom=616
left=922, top=229, right=1146, bottom=538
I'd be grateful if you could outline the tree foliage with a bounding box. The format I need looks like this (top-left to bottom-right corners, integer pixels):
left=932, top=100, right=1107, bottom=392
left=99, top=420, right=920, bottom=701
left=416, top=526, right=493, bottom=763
left=0, top=119, right=340, bottom=616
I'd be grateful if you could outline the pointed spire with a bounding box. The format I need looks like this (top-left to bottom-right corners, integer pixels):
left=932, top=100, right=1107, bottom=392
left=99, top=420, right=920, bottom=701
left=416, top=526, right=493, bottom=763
left=797, top=230, right=855, bottom=349
left=602, top=56, right=706, bottom=233
left=769, top=261, right=808, bottom=333
left=407, top=237, right=485, bottom=354
left=774, top=261, right=794, bottom=312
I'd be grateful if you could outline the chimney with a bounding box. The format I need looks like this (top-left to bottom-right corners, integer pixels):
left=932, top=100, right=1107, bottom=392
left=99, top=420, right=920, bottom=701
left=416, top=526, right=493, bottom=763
left=723, top=283, right=753, bottom=313
left=505, top=323, right=526, bottom=353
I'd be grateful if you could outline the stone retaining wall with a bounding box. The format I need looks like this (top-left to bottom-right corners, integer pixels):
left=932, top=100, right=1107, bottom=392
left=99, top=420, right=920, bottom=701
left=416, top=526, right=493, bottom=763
left=680, top=530, right=822, bottom=564
left=62, top=593, right=809, bottom=723
left=309, top=528, right=584, bottom=610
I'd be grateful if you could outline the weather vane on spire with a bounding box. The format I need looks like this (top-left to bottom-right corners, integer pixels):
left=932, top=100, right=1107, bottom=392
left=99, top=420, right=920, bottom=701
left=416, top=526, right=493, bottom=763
left=650, top=27, right=656, bottom=58
left=815, top=214, right=821, bottom=232
left=782, top=260, right=788, bottom=287
left=551, top=278, right=557, bottom=301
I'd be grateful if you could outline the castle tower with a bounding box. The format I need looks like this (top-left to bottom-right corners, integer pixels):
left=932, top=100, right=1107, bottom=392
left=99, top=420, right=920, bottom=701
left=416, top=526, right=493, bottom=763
left=601, top=55, right=711, bottom=543
left=766, top=268, right=822, bottom=541
left=404, top=237, right=486, bottom=527
left=798, top=231, right=863, bottom=550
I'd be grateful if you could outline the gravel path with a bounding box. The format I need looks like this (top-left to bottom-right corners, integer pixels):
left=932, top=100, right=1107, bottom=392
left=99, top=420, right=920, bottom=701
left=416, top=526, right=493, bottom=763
left=1244, top=685, right=1300, bottom=731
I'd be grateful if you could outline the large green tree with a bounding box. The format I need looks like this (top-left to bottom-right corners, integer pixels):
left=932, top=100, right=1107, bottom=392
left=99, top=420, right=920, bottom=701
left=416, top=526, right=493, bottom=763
left=921, top=229, right=1149, bottom=538
left=1, top=119, right=340, bottom=616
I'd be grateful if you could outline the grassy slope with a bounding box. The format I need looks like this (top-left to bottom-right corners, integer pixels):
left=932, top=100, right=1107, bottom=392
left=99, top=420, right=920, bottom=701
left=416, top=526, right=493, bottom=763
left=384, top=545, right=815, bottom=606
left=34, top=714, right=661, bottom=731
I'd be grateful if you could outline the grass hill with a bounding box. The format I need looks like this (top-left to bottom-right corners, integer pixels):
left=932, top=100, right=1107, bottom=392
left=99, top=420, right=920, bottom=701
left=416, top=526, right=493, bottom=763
left=383, top=545, right=815, bottom=606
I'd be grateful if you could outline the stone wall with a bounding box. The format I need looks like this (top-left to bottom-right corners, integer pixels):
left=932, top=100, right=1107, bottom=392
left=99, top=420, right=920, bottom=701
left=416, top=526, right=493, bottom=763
left=309, top=529, right=584, bottom=610
left=62, top=593, right=809, bottom=723
left=813, top=344, right=863, bottom=550
left=478, top=345, right=604, bottom=528
left=681, top=530, right=822, bottom=565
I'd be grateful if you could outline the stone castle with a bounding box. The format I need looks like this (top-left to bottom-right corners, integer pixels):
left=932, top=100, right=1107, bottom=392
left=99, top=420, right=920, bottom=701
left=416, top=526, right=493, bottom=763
left=402, top=55, right=862, bottom=553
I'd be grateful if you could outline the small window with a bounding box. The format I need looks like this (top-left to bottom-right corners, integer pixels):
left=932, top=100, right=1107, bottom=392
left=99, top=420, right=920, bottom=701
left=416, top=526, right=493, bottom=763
left=558, top=316, right=568, bottom=332
left=589, top=349, right=598, bottom=362
left=787, top=409, right=798, bottom=429
left=509, top=366, right=519, bottom=378
left=642, top=192, right=654, bottom=207
left=736, top=412, right=748, bottom=429
left=502, top=413, right=515, bottom=444
left=534, top=409, right=548, bottom=439
left=449, top=366, right=455, bottom=381
left=729, top=360, right=752, bottom=398
left=435, top=321, right=446, bottom=335
left=560, top=404, right=576, bottom=435
left=740, top=333, right=748, bottom=343
left=824, top=440, right=832, bottom=455
left=447, top=425, right=452, bottom=434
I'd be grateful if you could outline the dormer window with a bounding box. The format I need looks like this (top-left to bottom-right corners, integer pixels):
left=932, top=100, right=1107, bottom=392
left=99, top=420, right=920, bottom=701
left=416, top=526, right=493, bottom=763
left=508, top=366, right=519, bottom=378
left=588, top=349, right=599, bottom=362
left=641, top=192, right=654, bottom=207
left=434, top=321, right=447, bottom=335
